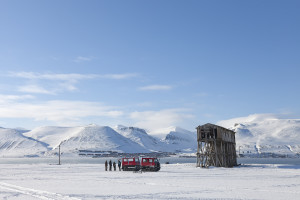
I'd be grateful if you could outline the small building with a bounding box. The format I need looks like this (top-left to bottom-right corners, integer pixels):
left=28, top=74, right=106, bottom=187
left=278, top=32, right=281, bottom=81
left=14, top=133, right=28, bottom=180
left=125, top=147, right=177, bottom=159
left=196, top=123, right=237, bottom=168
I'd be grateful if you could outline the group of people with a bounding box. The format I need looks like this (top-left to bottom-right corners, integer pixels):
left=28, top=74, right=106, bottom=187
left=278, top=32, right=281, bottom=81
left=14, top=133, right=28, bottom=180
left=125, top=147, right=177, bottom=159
left=105, top=160, right=121, bottom=171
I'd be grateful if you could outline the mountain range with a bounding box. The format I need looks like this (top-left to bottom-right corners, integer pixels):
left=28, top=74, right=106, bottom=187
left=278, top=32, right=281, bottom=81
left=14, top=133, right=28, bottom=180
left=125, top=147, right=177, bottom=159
left=0, top=124, right=197, bottom=157
left=0, top=114, right=299, bottom=157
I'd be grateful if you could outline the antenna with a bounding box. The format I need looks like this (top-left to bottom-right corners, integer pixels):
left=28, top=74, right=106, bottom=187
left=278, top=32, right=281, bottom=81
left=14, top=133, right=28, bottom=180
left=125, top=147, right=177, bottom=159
left=58, top=144, right=61, bottom=165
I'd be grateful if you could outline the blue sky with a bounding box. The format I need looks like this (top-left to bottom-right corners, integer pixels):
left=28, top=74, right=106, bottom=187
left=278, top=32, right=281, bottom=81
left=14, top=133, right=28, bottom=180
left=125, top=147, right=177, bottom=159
left=0, top=0, right=299, bottom=133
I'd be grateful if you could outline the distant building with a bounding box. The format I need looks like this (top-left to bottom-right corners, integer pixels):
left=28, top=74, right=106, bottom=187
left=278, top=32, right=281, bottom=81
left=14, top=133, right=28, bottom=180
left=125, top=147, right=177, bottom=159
left=196, top=123, right=237, bottom=168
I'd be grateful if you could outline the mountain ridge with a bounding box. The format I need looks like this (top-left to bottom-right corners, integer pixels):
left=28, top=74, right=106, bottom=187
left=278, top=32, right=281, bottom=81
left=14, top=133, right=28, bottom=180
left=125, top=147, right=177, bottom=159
left=0, top=124, right=197, bottom=157
left=0, top=114, right=299, bottom=157
left=218, top=114, right=300, bottom=156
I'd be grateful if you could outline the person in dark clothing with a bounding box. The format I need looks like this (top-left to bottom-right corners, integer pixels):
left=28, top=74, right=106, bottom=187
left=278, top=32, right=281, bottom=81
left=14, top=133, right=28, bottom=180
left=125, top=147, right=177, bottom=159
left=109, top=160, right=112, bottom=171
left=113, top=161, right=116, bottom=171
left=105, top=160, right=108, bottom=171
left=118, top=160, right=121, bottom=171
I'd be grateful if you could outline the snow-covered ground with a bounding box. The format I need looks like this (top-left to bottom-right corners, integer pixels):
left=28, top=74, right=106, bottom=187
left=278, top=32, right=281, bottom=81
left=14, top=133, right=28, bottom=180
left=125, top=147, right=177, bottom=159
left=0, top=160, right=299, bottom=200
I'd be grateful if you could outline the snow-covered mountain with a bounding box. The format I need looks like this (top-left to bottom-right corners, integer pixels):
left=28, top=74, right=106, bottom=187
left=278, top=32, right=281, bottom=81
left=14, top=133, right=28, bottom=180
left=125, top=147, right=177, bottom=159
left=163, top=127, right=197, bottom=152
left=59, top=125, right=149, bottom=153
left=1, top=114, right=299, bottom=157
left=0, top=127, right=48, bottom=157
left=218, top=114, right=300, bottom=156
left=24, top=126, right=85, bottom=150
left=25, top=124, right=150, bottom=154
left=0, top=124, right=195, bottom=157
left=114, top=125, right=165, bottom=152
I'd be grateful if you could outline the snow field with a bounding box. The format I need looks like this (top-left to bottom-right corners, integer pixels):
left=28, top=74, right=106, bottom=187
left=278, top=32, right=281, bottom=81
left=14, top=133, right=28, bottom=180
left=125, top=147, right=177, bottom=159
left=0, top=163, right=299, bottom=199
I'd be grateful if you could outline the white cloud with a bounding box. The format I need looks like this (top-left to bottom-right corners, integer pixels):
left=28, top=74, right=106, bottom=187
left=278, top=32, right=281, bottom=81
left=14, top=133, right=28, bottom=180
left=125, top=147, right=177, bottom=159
left=139, top=85, right=172, bottom=91
left=0, top=94, right=196, bottom=132
left=129, top=109, right=194, bottom=135
left=217, top=113, right=280, bottom=128
left=17, top=84, right=55, bottom=95
left=9, top=72, right=138, bottom=81
left=0, top=100, right=123, bottom=123
left=101, top=73, right=138, bottom=80
left=73, top=56, right=93, bottom=62
left=8, top=71, right=138, bottom=95
left=0, top=94, right=35, bottom=103
left=9, top=72, right=98, bottom=95
left=9, top=72, right=98, bottom=81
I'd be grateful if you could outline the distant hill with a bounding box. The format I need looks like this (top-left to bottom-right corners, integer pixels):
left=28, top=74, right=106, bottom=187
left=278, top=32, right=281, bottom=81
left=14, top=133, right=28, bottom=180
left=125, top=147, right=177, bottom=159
left=218, top=114, right=300, bottom=156
left=0, top=127, right=48, bottom=157
left=24, top=126, right=85, bottom=150
left=59, top=125, right=149, bottom=153
left=162, top=126, right=197, bottom=152
left=25, top=124, right=149, bottom=154
left=114, top=125, right=165, bottom=152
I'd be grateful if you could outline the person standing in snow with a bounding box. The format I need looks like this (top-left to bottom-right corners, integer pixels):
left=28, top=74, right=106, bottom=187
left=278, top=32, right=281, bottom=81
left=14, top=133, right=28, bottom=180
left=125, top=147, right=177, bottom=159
left=109, top=160, right=112, bottom=171
left=118, top=160, right=121, bottom=171
left=113, top=161, right=116, bottom=171
left=105, top=160, right=108, bottom=171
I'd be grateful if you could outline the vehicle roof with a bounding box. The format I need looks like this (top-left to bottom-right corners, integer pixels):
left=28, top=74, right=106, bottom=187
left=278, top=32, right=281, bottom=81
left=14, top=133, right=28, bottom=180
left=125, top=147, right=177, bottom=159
left=142, top=157, right=157, bottom=159
left=122, top=157, right=139, bottom=159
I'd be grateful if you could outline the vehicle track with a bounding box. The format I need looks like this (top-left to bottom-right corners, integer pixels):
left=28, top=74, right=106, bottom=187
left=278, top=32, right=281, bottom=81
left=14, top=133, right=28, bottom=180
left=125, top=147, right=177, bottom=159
left=0, top=182, right=80, bottom=200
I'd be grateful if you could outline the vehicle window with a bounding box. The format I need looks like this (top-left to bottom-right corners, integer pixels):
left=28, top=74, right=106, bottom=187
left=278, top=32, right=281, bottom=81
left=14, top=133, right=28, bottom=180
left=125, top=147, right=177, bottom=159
left=128, top=158, right=134, bottom=162
left=149, top=159, right=153, bottom=162
left=143, top=159, right=147, bottom=162
left=154, top=159, right=158, bottom=162
left=123, top=159, right=128, bottom=162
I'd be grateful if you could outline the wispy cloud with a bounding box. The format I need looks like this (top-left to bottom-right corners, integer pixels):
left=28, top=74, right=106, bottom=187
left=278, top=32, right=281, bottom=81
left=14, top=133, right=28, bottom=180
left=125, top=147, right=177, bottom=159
left=0, top=94, right=196, bottom=132
left=0, top=100, right=123, bottom=123
left=0, top=94, right=35, bottom=103
left=17, top=84, right=56, bottom=95
left=139, top=84, right=172, bottom=91
left=9, top=72, right=138, bottom=81
left=101, top=73, right=138, bottom=80
left=8, top=71, right=138, bottom=95
left=130, top=109, right=194, bottom=134
left=8, top=72, right=97, bottom=95
left=73, top=56, right=94, bottom=62
left=9, top=72, right=98, bottom=81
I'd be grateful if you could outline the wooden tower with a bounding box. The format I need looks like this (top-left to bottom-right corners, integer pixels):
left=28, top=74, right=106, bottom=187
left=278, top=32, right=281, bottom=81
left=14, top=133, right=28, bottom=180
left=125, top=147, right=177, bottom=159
left=196, top=123, right=237, bottom=168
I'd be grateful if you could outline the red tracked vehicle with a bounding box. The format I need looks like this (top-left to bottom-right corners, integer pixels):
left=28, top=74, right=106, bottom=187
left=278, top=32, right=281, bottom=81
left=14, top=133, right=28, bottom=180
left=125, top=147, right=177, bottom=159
left=121, top=157, right=141, bottom=171
left=141, top=157, right=160, bottom=172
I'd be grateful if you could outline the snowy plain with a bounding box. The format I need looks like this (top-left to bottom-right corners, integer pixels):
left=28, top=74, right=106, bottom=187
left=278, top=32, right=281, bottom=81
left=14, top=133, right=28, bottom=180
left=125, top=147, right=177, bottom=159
left=0, top=158, right=299, bottom=200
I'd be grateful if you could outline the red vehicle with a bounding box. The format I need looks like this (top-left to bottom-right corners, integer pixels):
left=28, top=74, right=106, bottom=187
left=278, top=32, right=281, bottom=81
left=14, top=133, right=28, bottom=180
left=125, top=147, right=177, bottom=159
left=122, top=157, right=140, bottom=171
left=141, top=157, right=161, bottom=171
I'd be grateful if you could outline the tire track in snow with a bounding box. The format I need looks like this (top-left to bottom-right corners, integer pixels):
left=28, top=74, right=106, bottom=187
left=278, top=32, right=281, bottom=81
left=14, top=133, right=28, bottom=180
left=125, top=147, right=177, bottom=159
left=0, top=182, right=80, bottom=200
